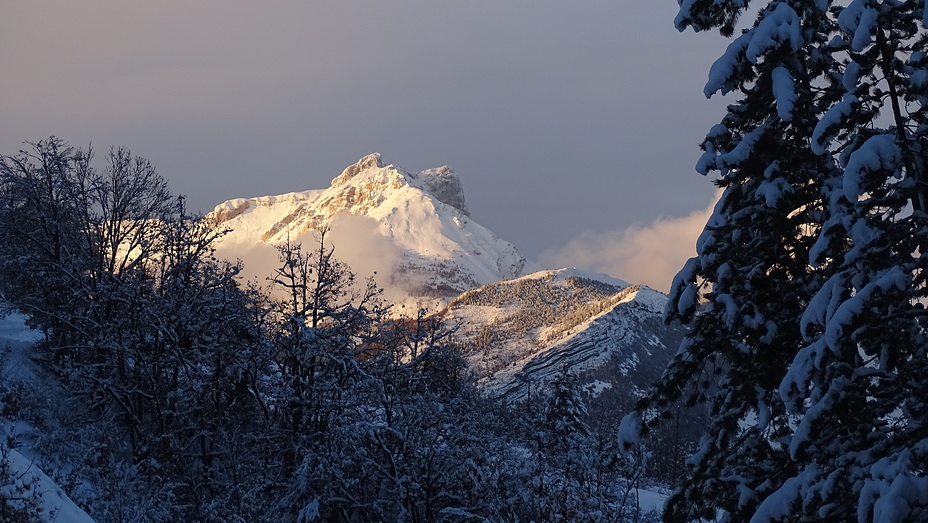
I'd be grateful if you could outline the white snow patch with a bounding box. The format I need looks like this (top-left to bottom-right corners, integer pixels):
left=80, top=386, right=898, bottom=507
left=1, top=313, right=94, bottom=523
left=842, top=134, right=902, bottom=202
left=771, top=66, right=798, bottom=121
left=585, top=380, right=613, bottom=398
left=1, top=444, right=96, bottom=523
left=0, top=313, right=42, bottom=345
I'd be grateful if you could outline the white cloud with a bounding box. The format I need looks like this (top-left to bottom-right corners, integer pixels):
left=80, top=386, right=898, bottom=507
left=216, top=242, right=280, bottom=292
left=539, top=191, right=720, bottom=293
left=324, top=214, right=405, bottom=297
left=217, top=213, right=406, bottom=301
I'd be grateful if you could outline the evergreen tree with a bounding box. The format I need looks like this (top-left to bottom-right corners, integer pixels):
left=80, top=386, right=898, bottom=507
left=621, top=1, right=928, bottom=521
left=545, top=366, right=591, bottom=451
left=781, top=2, right=928, bottom=520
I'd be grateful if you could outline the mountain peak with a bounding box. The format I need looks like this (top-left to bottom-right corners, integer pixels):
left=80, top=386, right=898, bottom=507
left=417, top=165, right=469, bottom=217
left=331, top=153, right=385, bottom=187
left=329, top=154, right=469, bottom=216
left=210, top=154, right=524, bottom=301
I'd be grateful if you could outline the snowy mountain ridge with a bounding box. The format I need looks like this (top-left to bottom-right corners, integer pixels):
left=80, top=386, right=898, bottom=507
left=442, top=268, right=683, bottom=404
left=209, top=153, right=526, bottom=299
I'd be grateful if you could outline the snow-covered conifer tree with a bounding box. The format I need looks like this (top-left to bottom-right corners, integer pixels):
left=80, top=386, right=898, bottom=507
left=545, top=366, right=592, bottom=450
left=621, top=1, right=928, bottom=521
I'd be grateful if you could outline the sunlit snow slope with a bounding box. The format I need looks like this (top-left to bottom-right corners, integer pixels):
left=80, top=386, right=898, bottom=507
left=209, top=154, right=525, bottom=300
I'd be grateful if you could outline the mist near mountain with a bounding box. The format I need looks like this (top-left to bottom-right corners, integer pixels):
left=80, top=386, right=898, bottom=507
left=540, top=191, right=720, bottom=292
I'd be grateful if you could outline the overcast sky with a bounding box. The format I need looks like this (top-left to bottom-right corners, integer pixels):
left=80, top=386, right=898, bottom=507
left=1, top=1, right=730, bottom=290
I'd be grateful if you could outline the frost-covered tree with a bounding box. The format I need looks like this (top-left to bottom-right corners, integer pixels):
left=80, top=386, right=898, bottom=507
left=265, top=229, right=387, bottom=479
left=0, top=138, right=89, bottom=346
left=545, top=366, right=591, bottom=451
left=0, top=138, right=279, bottom=520
left=621, top=1, right=928, bottom=521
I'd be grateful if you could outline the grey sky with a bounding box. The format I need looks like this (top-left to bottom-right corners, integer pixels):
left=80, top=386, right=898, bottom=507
left=1, top=1, right=728, bottom=276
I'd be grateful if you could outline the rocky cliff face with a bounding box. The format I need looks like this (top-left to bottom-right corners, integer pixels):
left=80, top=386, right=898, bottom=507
left=209, top=154, right=525, bottom=300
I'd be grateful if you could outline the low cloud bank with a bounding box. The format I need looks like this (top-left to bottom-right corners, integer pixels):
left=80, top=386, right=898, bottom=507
left=325, top=214, right=405, bottom=298
left=216, top=214, right=404, bottom=300
left=539, top=191, right=720, bottom=293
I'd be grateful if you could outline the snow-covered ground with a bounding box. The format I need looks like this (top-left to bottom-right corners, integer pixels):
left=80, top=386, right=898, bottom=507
left=637, top=487, right=669, bottom=515
left=1, top=313, right=95, bottom=523
left=0, top=313, right=41, bottom=345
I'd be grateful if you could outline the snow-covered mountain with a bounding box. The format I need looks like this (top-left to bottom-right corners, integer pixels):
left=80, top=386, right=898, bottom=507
left=0, top=153, right=689, bottom=520
left=441, top=268, right=685, bottom=408
left=208, top=154, right=684, bottom=409
left=206, top=153, right=687, bottom=411
left=209, top=153, right=526, bottom=300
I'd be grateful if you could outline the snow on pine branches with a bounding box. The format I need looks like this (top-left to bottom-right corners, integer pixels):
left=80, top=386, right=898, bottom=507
left=621, top=1, right=928, bottom=522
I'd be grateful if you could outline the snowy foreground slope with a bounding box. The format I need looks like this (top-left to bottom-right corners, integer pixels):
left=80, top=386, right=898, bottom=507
left=0, top=315, right=94, bottom=523
left=209, top=153, right=526, bottom=300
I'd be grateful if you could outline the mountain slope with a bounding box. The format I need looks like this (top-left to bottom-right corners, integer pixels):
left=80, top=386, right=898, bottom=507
left=442, top=268, right=684, bottom=407
left=207, top=155, right=683, bottom=412
left=209, top=153, right=526, bottom=299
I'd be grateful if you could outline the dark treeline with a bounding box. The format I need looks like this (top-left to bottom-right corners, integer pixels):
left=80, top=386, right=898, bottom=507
left=0, top=138, right=667, bottom=522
